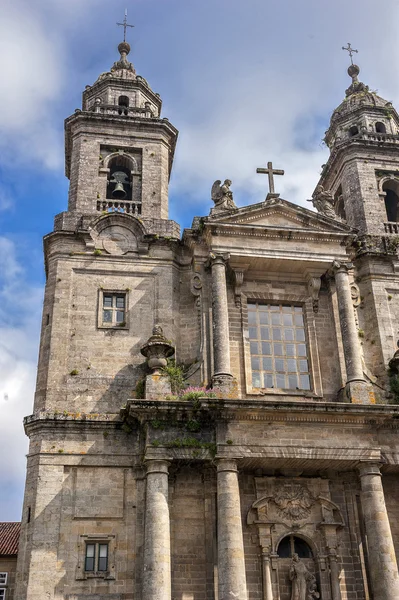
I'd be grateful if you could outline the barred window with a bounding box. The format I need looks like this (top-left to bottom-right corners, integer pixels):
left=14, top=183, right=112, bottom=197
left=0, top=589, right=5, bottom=599
left=0, top=575, right=6, bottom=586
left=248, top=303, right=311, bottom=390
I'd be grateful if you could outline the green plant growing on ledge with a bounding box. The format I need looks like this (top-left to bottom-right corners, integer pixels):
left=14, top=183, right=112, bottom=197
left=93, top=249, right=102, bottom=256
left=135, top=378, right=145, bottom=399
left=70, top=369, right=79, bottom=376
left=358, top=329, right=365, bottom=338
left=162, top=359, right=186, bottom=394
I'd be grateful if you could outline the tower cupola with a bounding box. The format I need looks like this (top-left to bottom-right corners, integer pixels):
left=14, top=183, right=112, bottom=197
left=324, top=63, right=399, bottom=149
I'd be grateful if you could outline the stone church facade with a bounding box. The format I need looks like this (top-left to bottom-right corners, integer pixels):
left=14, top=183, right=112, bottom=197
left=13, top=39, right=399, bottom=600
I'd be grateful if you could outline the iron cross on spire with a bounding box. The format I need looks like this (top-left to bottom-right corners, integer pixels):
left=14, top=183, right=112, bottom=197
left=256, top=161, right=285, bottom=195
left=342, top=42, right=358, bottom=65
left=117, top=9, right=134, bottom=42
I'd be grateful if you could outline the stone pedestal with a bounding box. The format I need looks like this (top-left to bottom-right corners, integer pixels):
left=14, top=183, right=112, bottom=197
left=216, top=459, right=248, bottom=600
left=210, top=254, right=234, bottom=392
left=143, top=460, right=171, bottom=600
left=333, top=262, right=371, bottom=403
left=358, top=463, right=399, bottom=600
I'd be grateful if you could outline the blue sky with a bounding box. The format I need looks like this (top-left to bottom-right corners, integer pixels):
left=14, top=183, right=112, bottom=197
left=1, top=0, right=399, bottom=520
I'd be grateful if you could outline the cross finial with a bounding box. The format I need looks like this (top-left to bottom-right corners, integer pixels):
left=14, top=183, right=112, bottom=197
left=256, top=161, right=284, bottom=196
left=117, top=9, right=134, bottom=43
left=342, top=42, right=358, bottom=65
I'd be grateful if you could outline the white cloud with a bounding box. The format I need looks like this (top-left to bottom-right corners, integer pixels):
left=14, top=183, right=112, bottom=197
left=0, top=237, right=42, bottom=521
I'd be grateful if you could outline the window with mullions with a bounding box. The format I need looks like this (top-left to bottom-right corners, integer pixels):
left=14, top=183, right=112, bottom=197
left=0, top=589, right=6, bottom=599
left=102, top=293, right=126, bottom=327
left=85, top=543, right=109, bottom=572
left=0, top=575, right=6, bottom=586
left=248, top=303, right=311, bottom=390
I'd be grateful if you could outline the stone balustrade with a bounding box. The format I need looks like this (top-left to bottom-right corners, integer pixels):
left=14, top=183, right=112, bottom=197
left=96, top=200, right=142, bottom=215
left=384, top=221, right=399, bottom=234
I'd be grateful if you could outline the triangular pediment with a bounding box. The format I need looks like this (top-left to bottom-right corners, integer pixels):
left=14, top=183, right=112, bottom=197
left=207, top=197, right=352, bottom=233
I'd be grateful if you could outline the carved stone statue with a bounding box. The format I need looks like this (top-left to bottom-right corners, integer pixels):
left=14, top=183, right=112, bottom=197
left=289, top=554, right=320, bottom=600
left=211, top=179, right=237, bottom=212
left=310, top=184, right=337, bottom=220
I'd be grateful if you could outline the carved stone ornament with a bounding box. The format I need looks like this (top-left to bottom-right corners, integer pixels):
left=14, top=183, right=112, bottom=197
left=273, top=484, right=315, bottom=521
left=350, top=283, right=361, bottom=308
left=307, top=276, right=321, bottom=313
left=140, top=325, right=175, bottom=373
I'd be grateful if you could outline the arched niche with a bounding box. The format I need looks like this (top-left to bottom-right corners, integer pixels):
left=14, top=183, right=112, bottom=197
left=276, top=534, right=319, bottom=600
left=349, top=125, right=359, bottom=137
left=334, top=185, right=346, bottom=221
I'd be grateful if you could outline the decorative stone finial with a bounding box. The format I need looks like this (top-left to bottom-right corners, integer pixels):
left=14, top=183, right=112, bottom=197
left=140, top=325, right=175, bottom=373
left=111, top=41, right=136, bottom=74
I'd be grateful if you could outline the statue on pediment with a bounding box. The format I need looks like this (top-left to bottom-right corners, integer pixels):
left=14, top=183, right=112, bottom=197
left=211, top=179, right=237, bottom=212
left=289, top=554, right=320, bottom=600
left=310, top=185, right=337, bottom=220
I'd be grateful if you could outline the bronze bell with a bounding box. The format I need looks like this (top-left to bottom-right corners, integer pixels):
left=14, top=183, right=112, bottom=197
left=110, top=171, right=128, bottom=199
left=112, top=181, right=127, bottom=199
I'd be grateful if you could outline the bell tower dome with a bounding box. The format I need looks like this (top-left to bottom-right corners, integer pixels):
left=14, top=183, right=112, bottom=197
left=64, top=37, right=178, bottom=223
left=315, top=56, right=399, bottom=235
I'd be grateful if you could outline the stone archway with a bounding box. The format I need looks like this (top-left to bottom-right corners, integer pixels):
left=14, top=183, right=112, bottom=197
left=247, top=477, right=344, bottom=600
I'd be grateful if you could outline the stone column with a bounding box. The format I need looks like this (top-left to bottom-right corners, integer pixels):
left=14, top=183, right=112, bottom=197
left=216, top=459, right=248, bottom=600
left=211, top=253, right=233, bottom=387
left=261, top=552, right=274, bottom=600
left=332, top=261, right=373, bottom=403
left=358, top=463, right=399, bottom=600
left=328, top=549, right=342, bottom=600
left=332, top=262, right=364, bottom=382
left=143, top=459, right=171, bottom=600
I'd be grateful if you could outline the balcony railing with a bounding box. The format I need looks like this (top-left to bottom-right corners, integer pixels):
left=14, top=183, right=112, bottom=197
left=91, top=105, right=154, bottom=118
left=97, top=200, right=142, bottom=215
left=384, top=222, right=399, bottom=234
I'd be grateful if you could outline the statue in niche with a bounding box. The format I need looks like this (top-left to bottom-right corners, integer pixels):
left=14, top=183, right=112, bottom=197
left=289, top=554, right=320, bottom=600
left=309, top=184, right=337, bottom=219
left=211, top=179, right=237, bottom=211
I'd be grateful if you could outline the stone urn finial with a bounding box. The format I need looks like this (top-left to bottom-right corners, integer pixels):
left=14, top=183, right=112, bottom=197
left=141, top=325, right=175, bottom=373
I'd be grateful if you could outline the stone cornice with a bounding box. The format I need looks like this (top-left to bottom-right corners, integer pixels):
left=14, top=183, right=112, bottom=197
left=123, top=398, right=399, bottom=427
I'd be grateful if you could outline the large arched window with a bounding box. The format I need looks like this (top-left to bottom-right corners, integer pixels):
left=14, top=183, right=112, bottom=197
left=383, top=180, right=399, bottom=222
left=277, top=535, right=313, bottom=559
left=375, top=121, right=386, bottom=134
left=107, top=155, right=133, bottom=201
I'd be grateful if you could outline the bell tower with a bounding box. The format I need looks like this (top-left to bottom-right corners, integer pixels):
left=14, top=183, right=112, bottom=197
left=316, top=56, right=399, bottom=236
left=64, top=38, right=177, bottom=221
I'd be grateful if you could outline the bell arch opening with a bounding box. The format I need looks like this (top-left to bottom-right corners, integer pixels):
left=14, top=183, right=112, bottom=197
left=349, top=125, right=359, bottom=137
left=375, top=121, right=386, bottom=134
left=383, top=180, right=399, bottom=222
left=107, top=156, right=133, bottom=202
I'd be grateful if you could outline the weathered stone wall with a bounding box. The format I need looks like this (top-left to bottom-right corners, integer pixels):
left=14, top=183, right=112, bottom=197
left=0, top=557, right=18, bottom=600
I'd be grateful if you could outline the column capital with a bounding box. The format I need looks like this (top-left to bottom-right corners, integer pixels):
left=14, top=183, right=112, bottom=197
left=215, top=458, right=238, bottom=473
left=209, top=251, right=230, bottom=267
left=330, top=260, right=353, bottom=275
left=144, top=459, right=171, bottom=476
left=358, top=462, right=382, bottom=478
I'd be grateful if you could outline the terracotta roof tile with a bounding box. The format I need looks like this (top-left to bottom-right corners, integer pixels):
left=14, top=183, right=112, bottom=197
left=0, top=522, right=21, bottom=555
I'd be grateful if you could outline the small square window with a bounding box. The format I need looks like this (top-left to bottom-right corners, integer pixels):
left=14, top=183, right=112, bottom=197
left=0, top=574, right=6, bottom=586
left=85, top=542, right=108, bottom=573
left=99, top=291, right=127, bottom=328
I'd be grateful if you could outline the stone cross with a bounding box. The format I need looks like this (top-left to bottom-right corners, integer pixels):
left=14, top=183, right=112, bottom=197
left=117, top=9, right=134, bottom=42
left=342, top=42, right=358, bottom=65
left=256, top=161, right=284, bottom=195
